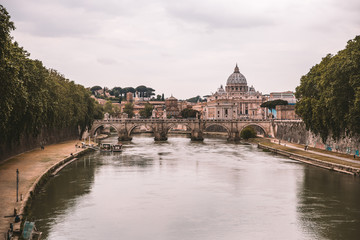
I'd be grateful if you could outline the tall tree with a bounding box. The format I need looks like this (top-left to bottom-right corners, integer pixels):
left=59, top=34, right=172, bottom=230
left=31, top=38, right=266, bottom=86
left=0, top=5, right=102, bottom=144
left=139, top=103, right=153, bottom=118
left=295, top=36, right=360, bottom=142
left=123, top=102, right=134, bottom=118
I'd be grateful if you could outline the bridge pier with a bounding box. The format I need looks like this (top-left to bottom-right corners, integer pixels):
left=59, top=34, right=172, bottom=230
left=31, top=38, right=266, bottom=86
left=153, top=122, right=168, bottom=141
left=118, top=129, right=132, bottom=141
left=191, top=129, right=204, bottom=141
left=228, top=130, right=240, bottom=142
left=154, top=130, right=168, bottom=141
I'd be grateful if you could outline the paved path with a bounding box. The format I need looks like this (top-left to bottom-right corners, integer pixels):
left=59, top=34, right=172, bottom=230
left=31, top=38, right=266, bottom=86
left=0, top=140, right=85, bottom=237
left=270, top=139, right=360, bottom=165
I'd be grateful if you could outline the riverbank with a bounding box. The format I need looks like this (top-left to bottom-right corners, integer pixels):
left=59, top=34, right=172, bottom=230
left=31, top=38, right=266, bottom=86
left=0, top=140, right=94, bottom=238
left=252, top=138, right=360, bottom=176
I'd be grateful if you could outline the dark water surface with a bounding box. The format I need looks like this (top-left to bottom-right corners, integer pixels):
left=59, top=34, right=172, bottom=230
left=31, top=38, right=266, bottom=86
left=29, top=135, right=360, bottom=239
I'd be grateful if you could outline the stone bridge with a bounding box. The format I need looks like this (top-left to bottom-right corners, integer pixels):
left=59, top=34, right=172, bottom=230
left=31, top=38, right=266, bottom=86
left=88, top=118, right=276, bottom=142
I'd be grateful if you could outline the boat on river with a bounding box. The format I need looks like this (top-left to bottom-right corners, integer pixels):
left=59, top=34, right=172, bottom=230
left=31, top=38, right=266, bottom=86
left=112, top=144, right=123, bottom=152
left=100, top=143, right=112, bottom=152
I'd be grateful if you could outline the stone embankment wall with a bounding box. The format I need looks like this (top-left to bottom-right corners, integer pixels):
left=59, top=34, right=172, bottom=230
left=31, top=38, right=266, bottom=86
left=258, top=143, right=360, bottom=176
left=0, top=127, right=79, bottom=162
left=273, top=121, right=360, bottom=155
left=273, top=121, right=309, bottom=145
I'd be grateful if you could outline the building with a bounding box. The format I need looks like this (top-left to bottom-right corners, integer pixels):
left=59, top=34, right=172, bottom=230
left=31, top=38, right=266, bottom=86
left=275, top=105, right=300, bottom=120
left=165, top=95, right=180, bottom=118
left=269, top=91, right=296, bottom=104
left=203, top=64, right=267, bottom=119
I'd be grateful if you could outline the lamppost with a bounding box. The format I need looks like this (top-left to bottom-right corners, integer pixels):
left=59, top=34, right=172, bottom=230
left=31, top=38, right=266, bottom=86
left=16, top=169, right=19, bottom=202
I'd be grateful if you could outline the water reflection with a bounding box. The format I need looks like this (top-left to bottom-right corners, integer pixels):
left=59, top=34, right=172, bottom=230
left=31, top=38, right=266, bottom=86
left=28, top=135, right=360, bottom=240
left=297, top=166, right=360, bottom=239
left=30, top=155, right=96, bottom=237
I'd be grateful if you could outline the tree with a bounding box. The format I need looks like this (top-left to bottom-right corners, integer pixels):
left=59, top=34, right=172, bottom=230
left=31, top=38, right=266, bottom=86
left=139, top=103, right=153, bottom=118
left=123, top=102, right=134, bottom=118
left=0, top=5, right=101, bottom=144
left=145, top=87, right=155, bottom=98
left=112, top=87, right=122, bottom=98
left=90, top=86, right=102, bottom=92
left=104, top=101, right=114, bottom=115
left=240, top=126, right=257, bottom=140
left=113, top=105, right=121, bottom=117
left=260, top=100, right=288, bottom=113
left=136, top=85, right=147, bottom=98
left=186, top=95, right=202, bottom=103
left=295, top=35, right=360, bottom=142
left=181, top=108, right=199, bottom=118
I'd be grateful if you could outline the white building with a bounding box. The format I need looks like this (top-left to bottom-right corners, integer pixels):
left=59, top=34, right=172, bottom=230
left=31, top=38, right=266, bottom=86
left=204, top=64, right=267, bottom=119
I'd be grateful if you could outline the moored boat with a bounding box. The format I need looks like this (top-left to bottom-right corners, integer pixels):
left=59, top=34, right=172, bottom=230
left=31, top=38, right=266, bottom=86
left=100, top=143, right=112, bottom=152
left=112, top=144, right=123, bottom=152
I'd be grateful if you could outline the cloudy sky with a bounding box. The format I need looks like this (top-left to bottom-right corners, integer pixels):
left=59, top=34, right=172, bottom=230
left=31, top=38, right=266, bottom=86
left=4, top=0, right=360, bottom=99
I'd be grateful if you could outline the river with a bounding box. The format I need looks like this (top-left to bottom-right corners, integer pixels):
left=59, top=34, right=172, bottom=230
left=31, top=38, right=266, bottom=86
left=28, top=135, right=360, bottom=239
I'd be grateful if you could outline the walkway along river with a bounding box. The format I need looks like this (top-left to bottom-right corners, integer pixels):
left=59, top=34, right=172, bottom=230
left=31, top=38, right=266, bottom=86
left=27, top=135, right=360, bottom=239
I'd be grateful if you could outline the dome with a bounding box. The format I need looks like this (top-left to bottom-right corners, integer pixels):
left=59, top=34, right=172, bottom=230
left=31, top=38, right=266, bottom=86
left=217, top=85, right=226, bottom=94
left=226, top=64, right=247, bottom=85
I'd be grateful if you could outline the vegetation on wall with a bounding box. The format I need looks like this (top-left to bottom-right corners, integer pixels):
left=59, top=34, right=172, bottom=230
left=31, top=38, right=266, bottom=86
left=295, top=36, right=360, bottom=142
left=0, top=5, right=103, bottom=144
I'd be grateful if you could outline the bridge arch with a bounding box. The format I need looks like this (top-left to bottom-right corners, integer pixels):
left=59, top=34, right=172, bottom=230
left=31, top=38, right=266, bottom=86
left=91, top=123, right=120, bottom=136
left=204, top=123, right=231, bottom=134
left=240, top=123, right=267, bottom=136
left=166, top=122, right=192, bottom=133
left=128, top=123, right=154, bottom=136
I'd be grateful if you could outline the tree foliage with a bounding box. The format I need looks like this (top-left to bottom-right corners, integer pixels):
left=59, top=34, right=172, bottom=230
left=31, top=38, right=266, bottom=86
left=181, top=108, right=199, bottom=118
left=295, top=36, right=360, bottom=142
left=0, top=5, right=103, bottom=143
left=123, top=102, right=134, bottom=118
left=240, top=126, right=257, bottom=140
left=139, top=102, right=153, bottom=118
left=260, top=100, right=288, bottom=111
left=186, top=95, right=203, bottom=103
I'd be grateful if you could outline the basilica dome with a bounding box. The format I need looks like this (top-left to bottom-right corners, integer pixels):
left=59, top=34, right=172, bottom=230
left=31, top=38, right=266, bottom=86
left=226, top=64, right=247, bottom=85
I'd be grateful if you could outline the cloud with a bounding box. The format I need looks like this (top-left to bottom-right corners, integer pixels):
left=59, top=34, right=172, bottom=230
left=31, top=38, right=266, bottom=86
left=164, top=0, right=276, bottom=29
left=97, top=57, right=117, bottom=65
left=3, top=0, right=360, bottom=99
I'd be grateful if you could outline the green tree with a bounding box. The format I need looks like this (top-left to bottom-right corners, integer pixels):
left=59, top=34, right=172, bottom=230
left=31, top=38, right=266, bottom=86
left=260, top=100, right=288, bottom=113
left=0, top=5, right=101, bottom=144
left=181, top=108, right=199, bottom=118
left=186, top=95, right=202, bottom=103
left=123, top=102, right=134, bottom=118
left=90, top=85, right=102, bottom=92
left=113, top=105, right=121, bottom=117
left=240, top=126, right=257, bottom=140
left=104, top=101, right=114, bottom=115
left=139, top=102, right=153, bottom=118
left=136, top=85, right=147, bottom=98
left=145, top=87, right=155, bottom=98
left=295, top=36, right=360, bottom=142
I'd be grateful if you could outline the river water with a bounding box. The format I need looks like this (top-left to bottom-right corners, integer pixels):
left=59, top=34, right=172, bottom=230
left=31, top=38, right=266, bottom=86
left=29, top=135, right=360, bottom=239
